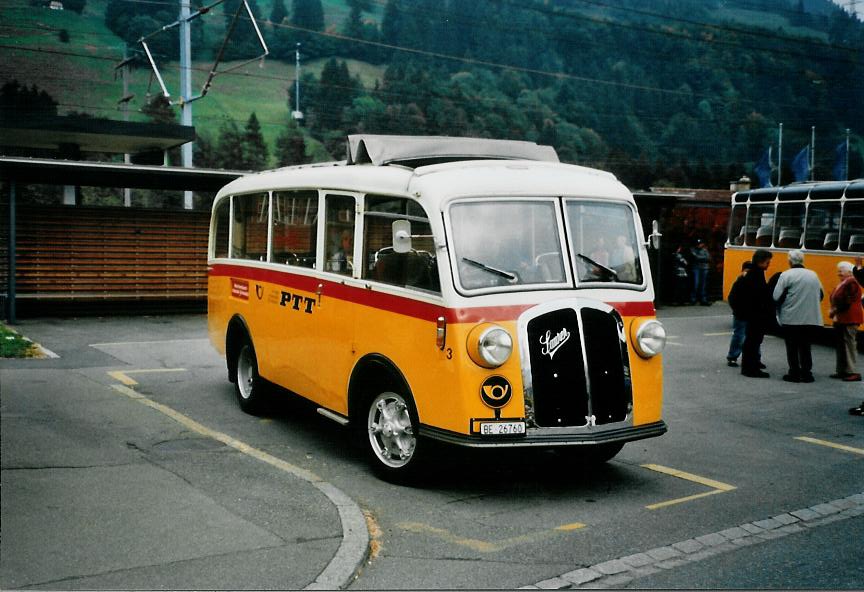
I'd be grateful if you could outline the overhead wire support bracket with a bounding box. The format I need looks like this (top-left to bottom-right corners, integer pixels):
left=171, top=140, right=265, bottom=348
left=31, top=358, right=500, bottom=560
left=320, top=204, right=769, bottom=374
left=138, top=0, right=268, bottom=107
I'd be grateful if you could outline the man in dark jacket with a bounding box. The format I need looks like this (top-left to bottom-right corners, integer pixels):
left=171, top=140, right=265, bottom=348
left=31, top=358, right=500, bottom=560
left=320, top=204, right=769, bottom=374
left=738, top=249, right=774, bottom=377
left=726, top=261, right=751, bottom=366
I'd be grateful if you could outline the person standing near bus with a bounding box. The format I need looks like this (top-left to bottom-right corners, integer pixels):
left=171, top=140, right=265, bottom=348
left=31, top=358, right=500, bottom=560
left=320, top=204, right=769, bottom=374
left=772, top=250, right=823, bottom=383
left=726, top=260, right=752, bottom=367
left=690, top=239, right=711, bottom=306
left=739, top=249, right=773, bottom=378
left=829, top=261, right=863, bottom=382
left=673, top=245, right=690, bottom=306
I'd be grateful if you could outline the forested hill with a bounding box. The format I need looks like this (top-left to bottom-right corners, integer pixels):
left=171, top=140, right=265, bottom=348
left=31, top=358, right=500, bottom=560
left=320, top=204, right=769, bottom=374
left=2, top=0, right=863, bottom=189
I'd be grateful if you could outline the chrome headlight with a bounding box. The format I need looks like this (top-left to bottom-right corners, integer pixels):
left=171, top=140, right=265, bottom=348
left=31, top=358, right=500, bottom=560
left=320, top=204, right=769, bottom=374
left=468, top=324, right=513, bottom=368
left=633, top=319, right=666, bottom=358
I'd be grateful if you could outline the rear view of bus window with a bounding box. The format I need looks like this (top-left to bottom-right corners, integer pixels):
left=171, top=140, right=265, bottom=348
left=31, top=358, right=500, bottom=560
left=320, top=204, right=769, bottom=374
left=565, top=201, right=642, bottom=285
left=272, top=191, right=318, bottom=268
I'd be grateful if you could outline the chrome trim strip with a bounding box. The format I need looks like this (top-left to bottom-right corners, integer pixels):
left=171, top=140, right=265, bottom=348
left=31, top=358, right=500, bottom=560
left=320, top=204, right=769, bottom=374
left=419, top=421, right=667, bottom=449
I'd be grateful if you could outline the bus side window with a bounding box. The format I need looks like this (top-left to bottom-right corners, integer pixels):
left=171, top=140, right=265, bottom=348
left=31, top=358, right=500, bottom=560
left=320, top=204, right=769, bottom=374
left=324, top=194, right=356, bottom=275
left=728, top=205, right=746, bottom=245
left=745, top=204, right=774, bottom=247
left=232, top=192, right=270, bottom=261
left=841, top=201, right=864, bottom=253
left=804, top=202, right=841, bottom=250
left=362, top=196, right=440, bottom=293
left=213, top=197, right=230, bottom=258
left=774, top=203, right=804, bottom=248
left=272, top=190, right=318, bottom=268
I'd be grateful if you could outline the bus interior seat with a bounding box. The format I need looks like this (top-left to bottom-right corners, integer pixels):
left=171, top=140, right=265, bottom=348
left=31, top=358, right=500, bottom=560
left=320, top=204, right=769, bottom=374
left=823, top=232, right=839, bottom=251
left=372, top=248, right=438, bottom=291
left=847, top=234, right=864, bottom=252
left=733, top=228, right=745, bottom=245
left=755, top=225, right=773, bottom=246
left=777, top=227, right=802, bottom=248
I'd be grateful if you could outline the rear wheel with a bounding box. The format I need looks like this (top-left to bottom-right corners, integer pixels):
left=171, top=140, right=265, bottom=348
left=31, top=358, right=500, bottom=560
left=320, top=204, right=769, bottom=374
left=363, top=390, right=422, bottom=480
left=234, top=339, right=267, bottom=414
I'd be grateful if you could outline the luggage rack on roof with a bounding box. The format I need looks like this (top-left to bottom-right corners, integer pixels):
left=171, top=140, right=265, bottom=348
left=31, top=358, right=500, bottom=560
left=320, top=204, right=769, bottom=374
left=346, top=134, right=559, bottom=167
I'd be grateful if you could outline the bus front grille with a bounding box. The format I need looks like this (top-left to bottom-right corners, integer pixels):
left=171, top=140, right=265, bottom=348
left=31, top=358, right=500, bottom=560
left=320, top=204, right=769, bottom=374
left=523, top=302, right=632, bottom=428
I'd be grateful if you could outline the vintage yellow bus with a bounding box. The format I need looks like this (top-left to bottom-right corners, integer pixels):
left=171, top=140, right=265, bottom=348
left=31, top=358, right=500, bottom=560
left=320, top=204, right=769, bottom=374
left=724, top=179, right=864, bottom=322
left=208, top=135, right=667, bottom=479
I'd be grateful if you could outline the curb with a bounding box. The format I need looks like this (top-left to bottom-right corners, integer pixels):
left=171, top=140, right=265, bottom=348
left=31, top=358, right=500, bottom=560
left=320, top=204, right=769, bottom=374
left=526, top=492, right=864, bottom=589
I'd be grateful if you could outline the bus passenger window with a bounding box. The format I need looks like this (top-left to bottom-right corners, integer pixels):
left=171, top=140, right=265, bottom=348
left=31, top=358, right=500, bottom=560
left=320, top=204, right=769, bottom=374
left=774, top=203, right=804, bottom=248
left=804, top=202, right=841, bottom=250
left=728, top=205, right=746, bottom=245
left=362, top=197, right=439, bottom=293
left=841, top=201, right=864, bottom=253
left=744, top=204, right=774, bottom=247
left=325, top=195, right=355, bottom=275
left=232, top=193, right=270, bottom=261
left=272, top=191, right=318, bottom=268
left=212, top=198, right=230, bottom=258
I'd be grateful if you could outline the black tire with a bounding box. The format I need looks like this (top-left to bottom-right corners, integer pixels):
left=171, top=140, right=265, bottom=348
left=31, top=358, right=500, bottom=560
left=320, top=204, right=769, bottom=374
left=584, top=442, right=625, bottom=464
left=558, top=442, right=625, bottom=465
left=360, top=389, right=424, bottom=482
left=233, top=339, right=268, bottom=414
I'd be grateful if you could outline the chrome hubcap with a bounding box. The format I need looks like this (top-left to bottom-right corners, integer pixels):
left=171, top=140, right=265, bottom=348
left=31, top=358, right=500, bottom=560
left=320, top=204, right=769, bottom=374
left=237, top=346, right=255, bottom=400
left=367, top=392, right=415, bottom=468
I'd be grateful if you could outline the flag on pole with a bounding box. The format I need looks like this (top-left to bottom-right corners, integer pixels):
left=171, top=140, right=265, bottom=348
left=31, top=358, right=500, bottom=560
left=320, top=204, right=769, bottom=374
left=791, top=145, right=810, bottom=182
left=833, top=141, right=848, bottom=181
left=754, top=146, right=773, bottom=188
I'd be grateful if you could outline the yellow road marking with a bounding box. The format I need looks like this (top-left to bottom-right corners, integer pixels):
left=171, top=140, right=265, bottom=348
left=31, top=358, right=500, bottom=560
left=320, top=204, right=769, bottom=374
left=642, top=463, right=736, bottom=510
left=704, top=331, right=732, bottom=336
left=398, top=520, right=585, bottom=553
left=795, top=436, right=864, bottom=456
left=107, top=368, right=187, bottom=386
left=108, top=382, right=321, bottom=483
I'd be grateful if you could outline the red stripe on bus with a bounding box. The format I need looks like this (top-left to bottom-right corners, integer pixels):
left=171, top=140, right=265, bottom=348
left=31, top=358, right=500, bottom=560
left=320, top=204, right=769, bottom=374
left=209, top=263, right=655, bottom=322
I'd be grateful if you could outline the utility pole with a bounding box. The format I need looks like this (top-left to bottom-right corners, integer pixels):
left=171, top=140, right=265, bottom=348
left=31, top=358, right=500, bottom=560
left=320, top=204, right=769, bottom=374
left=118, top=46, right=133, bottom=206
left=777, top=123, right=783, bottom=187
left=179, top=0, right=194, bottom=209
left=292, top=43, right=303, bottom=122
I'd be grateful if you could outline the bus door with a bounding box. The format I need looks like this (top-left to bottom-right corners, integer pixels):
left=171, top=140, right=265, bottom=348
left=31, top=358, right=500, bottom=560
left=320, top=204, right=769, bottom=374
left=304, top=192, right=361, bottom=412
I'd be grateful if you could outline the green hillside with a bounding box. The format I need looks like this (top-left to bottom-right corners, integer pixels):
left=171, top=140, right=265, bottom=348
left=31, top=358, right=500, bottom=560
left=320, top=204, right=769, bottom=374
left=1, top=0, right=862, bottom=187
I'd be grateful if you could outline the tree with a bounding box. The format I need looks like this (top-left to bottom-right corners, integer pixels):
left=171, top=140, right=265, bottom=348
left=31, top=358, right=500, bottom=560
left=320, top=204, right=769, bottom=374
left=275, top=121, right=307, bottom=166
left=290, top=0, right=329, bottom=58
left=243, top=112, right=269, bottom=170
left=270, top=0, right=287, bottom=24
left=215, top=119, right=246, bottom=169
left=0, top=80, right=58, bottom=120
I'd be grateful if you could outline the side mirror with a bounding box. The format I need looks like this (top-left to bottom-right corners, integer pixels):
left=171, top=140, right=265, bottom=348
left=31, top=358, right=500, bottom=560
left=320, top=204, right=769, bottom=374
left=648, top=220, right=662, bottom=250
left=393, top=220, right=412, bottom=253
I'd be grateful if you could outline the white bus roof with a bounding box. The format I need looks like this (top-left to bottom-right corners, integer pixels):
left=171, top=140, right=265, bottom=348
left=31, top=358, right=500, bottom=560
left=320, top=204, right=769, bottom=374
left=215, top=136, right=631, bottom=207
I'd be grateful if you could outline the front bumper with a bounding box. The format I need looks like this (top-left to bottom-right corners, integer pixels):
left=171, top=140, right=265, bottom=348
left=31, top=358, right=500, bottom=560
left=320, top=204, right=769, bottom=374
left=419, top=420, right=667, bottom=448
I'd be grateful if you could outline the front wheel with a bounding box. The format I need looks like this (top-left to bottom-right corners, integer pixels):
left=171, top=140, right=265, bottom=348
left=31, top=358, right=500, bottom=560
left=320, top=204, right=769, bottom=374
left=364, top=391, right=422, bottom=480
left=234, top=340, right=267, bottom=414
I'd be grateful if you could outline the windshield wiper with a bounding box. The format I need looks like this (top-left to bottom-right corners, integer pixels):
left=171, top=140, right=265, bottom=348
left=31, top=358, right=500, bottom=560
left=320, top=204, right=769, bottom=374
left=461, top=257, right=517, bottom=282
left=577, top=253, right=618, bottom=280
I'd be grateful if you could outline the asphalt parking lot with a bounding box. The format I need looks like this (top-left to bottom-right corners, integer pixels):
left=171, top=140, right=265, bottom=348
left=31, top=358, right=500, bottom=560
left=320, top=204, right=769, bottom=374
left=1, top=305, right=862, bottom=590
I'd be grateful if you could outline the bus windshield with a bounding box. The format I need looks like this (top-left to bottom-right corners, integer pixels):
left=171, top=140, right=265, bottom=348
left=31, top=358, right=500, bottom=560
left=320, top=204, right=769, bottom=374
left=448, top=198, right=642, bottom=292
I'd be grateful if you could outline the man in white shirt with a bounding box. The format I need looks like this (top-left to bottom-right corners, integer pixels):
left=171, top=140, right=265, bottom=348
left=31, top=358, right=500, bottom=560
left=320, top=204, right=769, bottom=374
left=773, top=250, right=824, bottom=383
